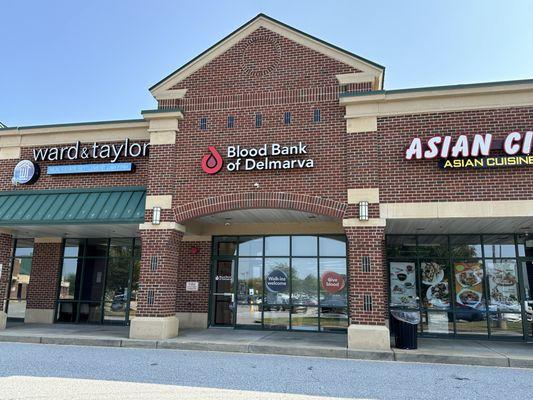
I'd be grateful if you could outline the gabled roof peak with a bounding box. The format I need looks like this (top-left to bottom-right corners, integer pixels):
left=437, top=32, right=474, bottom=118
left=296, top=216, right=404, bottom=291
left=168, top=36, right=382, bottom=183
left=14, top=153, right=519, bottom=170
left=150, top=13, right=384, bottom=100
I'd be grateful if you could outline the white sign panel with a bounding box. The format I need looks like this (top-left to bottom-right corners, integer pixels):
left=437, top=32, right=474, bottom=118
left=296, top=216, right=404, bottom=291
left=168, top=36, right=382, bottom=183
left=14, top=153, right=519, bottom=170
left=186, top=282, right=199, bottom=292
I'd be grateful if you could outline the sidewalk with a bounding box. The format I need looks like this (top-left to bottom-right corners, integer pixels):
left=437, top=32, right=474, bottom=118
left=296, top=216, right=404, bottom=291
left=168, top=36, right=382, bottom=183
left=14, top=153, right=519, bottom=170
left=1, top=322, right=532, bottom=369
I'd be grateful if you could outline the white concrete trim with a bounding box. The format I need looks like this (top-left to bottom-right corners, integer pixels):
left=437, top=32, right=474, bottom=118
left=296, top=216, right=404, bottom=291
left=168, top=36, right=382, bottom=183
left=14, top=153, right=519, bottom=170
left=145, top=195, right=173, bottom=210
left=149, top=131, right=176, bottom=145
left=336, top=72, right=376, bottom=85
left=129, top=316, right=179, bottom=340
left=342, top=218, right=386, bottom=227
left=182, top=235, right=212, bottom=242
left=348, top=324, right=390, bottom=350
left=155, top=88, right=188, bottom=100
left=341, top=82, right=533, bottom=118
left=151, top=16, right=384, bottom=98
left=139, top=222, right=186, bottom=232
left=380, top=200, right=533, bottom=219
left=175, top=312, right=208, bottom=329
left=0, top=121, right=149, bottom=147
left=24, top=308, right=55, bottom=324
left=34, top=237, right=63, bottom=244
left=0, top=146, right=21, bottom=160
left=346, top=116, right=377, bottom=133
left=142, top=110, right=184, bottom=121
left=347, top=188, right=380, bottom=204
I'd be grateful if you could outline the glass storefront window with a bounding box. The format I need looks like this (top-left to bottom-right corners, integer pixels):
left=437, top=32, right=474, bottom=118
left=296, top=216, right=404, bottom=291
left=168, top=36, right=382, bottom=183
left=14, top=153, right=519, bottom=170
left=450, top=235, right=482, bottom=258
left=56, top=238, right=139, bottom=325
left=264, top=258, right=289, bottom=305
left=319, top=258, right=347, bottom=307
left=5, top=239, right=34, bottom=320
left=387, top=234, right=531, bottom=339
left=292, top=236, right=317, bottom=257
left=291, top=258, right=318, bottom=305
left=483, top=235, right=516, bottom=258
left=265, top=236, right=289, bottom=256
left=213, top=235, right=348, bottom=331
left=238, top=237, right=263, bottom=257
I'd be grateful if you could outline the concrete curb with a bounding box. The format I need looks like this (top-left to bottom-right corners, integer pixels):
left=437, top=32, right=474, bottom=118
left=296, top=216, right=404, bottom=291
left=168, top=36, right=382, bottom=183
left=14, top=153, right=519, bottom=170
left=0, top=334, right=531, bottom=369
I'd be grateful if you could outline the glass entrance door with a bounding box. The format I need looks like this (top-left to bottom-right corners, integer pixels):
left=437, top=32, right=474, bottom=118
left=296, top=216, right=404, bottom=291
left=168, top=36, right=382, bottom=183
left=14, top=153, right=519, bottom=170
left=520, top=259, right=533, bottom=340
left=211, top=259, right=234, bottom=325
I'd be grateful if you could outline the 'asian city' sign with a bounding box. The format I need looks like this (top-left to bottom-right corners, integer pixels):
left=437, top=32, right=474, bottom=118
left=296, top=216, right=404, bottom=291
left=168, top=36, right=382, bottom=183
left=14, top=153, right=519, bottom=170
left=201, top=142, right=314, bottom=174
left=405, top=131, right=533, bottom=169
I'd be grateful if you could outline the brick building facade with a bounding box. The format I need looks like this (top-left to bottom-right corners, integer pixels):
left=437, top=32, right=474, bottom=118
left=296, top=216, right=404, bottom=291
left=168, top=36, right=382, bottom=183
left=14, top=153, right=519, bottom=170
left=1, top=14, right=532, bottom=348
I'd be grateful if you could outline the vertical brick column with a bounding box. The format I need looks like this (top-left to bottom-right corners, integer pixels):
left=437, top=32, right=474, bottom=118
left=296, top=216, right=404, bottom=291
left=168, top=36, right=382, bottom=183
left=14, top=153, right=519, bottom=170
left=25, top=239, right=63, bottom=323
left=137, top=229, right=182, bottom=318
left=0, top=233, right=13, bottom=329
left=345, top=226, right=390, bottom=350
left=130, top=109, right=184, bottom=340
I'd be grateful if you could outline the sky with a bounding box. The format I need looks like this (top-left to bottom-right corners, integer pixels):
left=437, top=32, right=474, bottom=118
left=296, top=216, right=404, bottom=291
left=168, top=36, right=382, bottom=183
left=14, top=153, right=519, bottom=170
left=1, top=0, right=532, bottom=127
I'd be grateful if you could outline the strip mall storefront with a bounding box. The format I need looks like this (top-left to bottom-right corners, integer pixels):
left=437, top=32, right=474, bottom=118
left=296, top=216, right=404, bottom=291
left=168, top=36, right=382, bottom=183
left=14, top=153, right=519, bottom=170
left=1, top=14, right=532, bottom=350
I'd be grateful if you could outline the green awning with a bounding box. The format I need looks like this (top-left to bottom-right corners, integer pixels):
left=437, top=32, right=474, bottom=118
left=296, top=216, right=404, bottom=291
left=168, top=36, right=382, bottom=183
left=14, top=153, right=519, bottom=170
left=0, top=187, right=146, bottom=225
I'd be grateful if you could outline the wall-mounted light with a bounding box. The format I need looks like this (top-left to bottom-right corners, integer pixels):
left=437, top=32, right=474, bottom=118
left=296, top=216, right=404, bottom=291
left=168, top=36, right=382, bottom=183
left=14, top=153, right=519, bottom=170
left=359, top=201, right=369, bottom=221
left=152, top=206, right=161, bottom=225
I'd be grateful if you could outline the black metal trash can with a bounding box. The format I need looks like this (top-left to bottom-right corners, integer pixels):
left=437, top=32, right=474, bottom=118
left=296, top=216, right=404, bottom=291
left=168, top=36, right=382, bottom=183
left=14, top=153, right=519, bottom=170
left=391, top=310, right=420, bottom=350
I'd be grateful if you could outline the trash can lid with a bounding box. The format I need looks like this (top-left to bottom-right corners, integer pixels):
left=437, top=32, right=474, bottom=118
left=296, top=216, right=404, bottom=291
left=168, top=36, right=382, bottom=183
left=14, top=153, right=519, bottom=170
left=391, top=310, right=420, bottom=324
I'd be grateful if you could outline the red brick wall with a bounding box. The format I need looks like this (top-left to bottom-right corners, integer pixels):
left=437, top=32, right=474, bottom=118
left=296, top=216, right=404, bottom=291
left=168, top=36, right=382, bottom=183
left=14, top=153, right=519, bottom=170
left=376, top=106, right=533, bottom=202
left=346, top=227, right=387, bottom=325
left=137, top=229, right=182, bottom=318
left=165, top=27, right=360, bottom=101
left=175, top=241, right=211, bottom=313
left=0, top=234, right=13, bottom=311
left=26, top=242, right=62, bottom=310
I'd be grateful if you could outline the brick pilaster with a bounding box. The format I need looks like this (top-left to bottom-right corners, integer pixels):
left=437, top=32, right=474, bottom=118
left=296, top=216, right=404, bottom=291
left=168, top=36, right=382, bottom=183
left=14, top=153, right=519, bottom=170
left=26, top=242, right=62, bottom=310
left=0, top=234, right=13, bottom=312
left=345, top=226, right=387, bottom=325
left=137, top=229, right=183, bottom=317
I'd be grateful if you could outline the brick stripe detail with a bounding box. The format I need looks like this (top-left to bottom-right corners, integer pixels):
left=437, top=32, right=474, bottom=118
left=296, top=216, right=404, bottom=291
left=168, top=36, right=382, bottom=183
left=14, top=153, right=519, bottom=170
left=159, top=83, right=372, bottom=112
left=345, top=226, right=387, bottom=325
left=174, top=192, right=348, bottom=223
left=0, top=234, right=13, bottom=311
left=26, top=242, right=62, bottom=310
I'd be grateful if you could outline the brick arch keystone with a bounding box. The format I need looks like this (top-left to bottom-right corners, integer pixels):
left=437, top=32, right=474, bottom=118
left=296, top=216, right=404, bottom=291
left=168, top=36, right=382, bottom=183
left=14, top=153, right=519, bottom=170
left=174, top=192, right=347, bottom=224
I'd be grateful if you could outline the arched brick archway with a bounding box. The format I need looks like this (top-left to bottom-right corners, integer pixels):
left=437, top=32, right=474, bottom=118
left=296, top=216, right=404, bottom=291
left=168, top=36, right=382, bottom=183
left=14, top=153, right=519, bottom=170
left=174, top=192, right=347, bottom=223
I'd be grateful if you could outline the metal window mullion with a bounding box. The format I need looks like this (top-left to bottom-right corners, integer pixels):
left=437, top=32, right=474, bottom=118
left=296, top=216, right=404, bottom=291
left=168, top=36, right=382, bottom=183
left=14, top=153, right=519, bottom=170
left=125, top=238, right=135, bottom=325
left=99, top=238, right=111, bottom=324
left=317, top=235, right=320, bottom=332
left=289, top=235, right=292, bottom=331
left=480, top=235, right=491, bottom=338
left=514, top=234, right=528, bottom=340
left=4, top=239, right=17, bottom=315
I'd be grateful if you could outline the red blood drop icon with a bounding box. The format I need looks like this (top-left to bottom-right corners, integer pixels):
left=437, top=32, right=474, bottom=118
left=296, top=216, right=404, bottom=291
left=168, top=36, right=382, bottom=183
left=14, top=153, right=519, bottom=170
left=201, top=146, right=223, bottom=174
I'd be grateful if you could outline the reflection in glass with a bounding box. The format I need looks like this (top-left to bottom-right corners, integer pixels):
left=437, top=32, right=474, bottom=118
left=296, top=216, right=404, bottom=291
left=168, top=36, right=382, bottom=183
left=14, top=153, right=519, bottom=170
left=483, top=235, right=516, bottom=258
left=109, top=238, right=133, bottom=257
left=486, top=259, right=520, bottom=312
left=59, top=258, right=81, bottom=299
left=236, top=302, right=261, bottom=327
left=238, top=237, right=263, bottom=256
left=489, top=313, right=523, bottom=336
left=264, top=258, right=290, bottom=305
left=237, top=258, right=262, bottom=303
left=291, top=258, right=318, bottom=305
left=263, top=305, right=289, bottom=330
left=455, top=309, right=487, bottom=335
left=319, top=258, right=347, bottom=307
left=450, top=235, right=482, bottom=258
left=319, top=236, right=346, bottom=257
left=320, top=307, right=348, bottom=331
left=292, top=236, right=317, bottom=257
left=291, top=306, right=318, bottom=331
left=421, top=311, right=453, bottom=334
left=417, top=236, right=448, bottom=258
left=265, top=236, right=290, bottom=256
left=56, top=302, right=77, bottom=322
left=216, top=238, right=237, bottom=256
left=386, top=236, right=417, bottom=258
left=64, top=239, right=85, bottom=257
left=85, top=238, right=108, bottom=257
left=14, top=239, right=34, bottom=257
left=80, top=258, right=106, bottom=301
left=78, top=302, right=101, bottom=323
